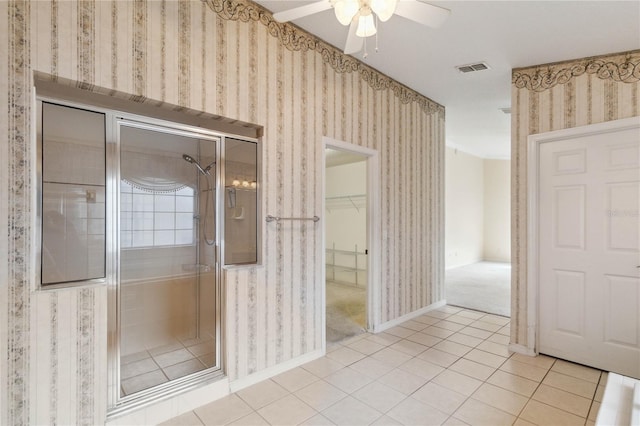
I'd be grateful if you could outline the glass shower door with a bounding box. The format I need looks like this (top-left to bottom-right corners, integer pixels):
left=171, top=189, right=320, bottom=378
left=118, top=123, right=219, bottom=398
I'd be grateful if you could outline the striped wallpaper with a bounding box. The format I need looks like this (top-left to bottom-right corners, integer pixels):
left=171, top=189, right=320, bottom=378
left=510, top=50, right=640, bottom=347
left=1, top=0, right=445, bottom=424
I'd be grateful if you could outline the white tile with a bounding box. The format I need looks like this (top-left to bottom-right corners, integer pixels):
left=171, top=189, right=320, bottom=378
left=551, top=359, right=601, bottom=383
left=417, top=348, right=460, bottom=368
left=519, top=400, right=586, bottom=426
left=398, top=357, right=444, bottom=380
left=411, top=382, right=467, bottom=415
left=302, top=357, right=346, bottom=378
left=348, top=338, right=386, bottom=355
left=370, top=415, right=402, bottom=426
left=193, top=394, right=253, bottom=426
left=532, top=384, right=592, bottom=417
left=463, top=349, right=507, bottom=368
left=258, top=394, right=317, bottom=426
left=154, top=348, right=195, bottom=368
left=422, top=326, right=456, bottom=339
left=453, top=398, right=516, bottom=426
left=389, top=339, right=428, bottom=356
left=326, top=346, right=366, bottom=366
left=366, top=333, right=402, bottom=346
left=476, top=341, right=511, bottom=358
left=324, top=367, right=374, bottom=394
left=352, top=381, right=406, bottom=413
left=387, top=397, right=449, bottom=426
left=322, top=396, right=382, bottom=426
left=405, top=331, right=443, bottom=347
left=349, top=357, right=395, bottom=379
left=384, top=326, right=415, bottom=338
left=370, top=347, right=413, bottom=367
left=164, top=358, right=206, bottom=380
left=487, top=370, right=539, bottom=397
left=434, top=320, right=465, bottom=332
left=400, top=320, right=429, bottom=331
left=432, top=340, right=473, bottom=357
left=432, top=370, right=483, bottom=397
left=295, top=380, right=347, bottom=411
left=448, top=358, right=496, bottom=381
left=471, top=383, right=528, bottom=416
left=236, top=379, right=289, bottom=410
left=542, top=372, right=598, bottom=399
left=300, top=414, right=337, bottom=425
left=447, top=333, right=484, bottom=348
left=499, top=358, right=548, bottom=382
left=378, top=368, right=429, bottom=395
left=227, top=412, right=269, bottom=426
left=121, top=369, right=168, bottom=395
left=158, top=411, right=203, bottom=426
left=272, top=367, right=320, bottom=392
left=458, top=327, right=493, bottom=340
left=121, top=357, right=159, bottom=379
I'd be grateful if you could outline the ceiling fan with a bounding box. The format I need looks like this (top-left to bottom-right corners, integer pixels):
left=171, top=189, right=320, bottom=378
left=272, top=0, right=451, bottom=55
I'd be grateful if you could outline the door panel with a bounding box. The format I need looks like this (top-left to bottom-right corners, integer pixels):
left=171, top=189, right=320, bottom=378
left=538, top=123, right=640, bottom=378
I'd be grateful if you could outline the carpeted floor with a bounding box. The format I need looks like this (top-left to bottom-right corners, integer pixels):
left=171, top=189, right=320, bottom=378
left=445, top=261, right=511, bottom=317
left=326, top=282, right=366, bottom=343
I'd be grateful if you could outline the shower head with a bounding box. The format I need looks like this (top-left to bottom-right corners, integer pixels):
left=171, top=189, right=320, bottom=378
left=182, top=154, right=210, bottom=175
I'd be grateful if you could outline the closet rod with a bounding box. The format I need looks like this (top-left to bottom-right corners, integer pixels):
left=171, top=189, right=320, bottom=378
left=266, top=215, right=320, bottom=223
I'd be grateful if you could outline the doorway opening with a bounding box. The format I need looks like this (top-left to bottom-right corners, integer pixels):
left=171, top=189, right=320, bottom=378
left=323, top=138, right=379, bottom=345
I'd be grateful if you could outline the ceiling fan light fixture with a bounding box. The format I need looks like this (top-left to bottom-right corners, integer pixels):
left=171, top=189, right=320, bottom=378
left=356, top=13, right=377, bottom=37
left=333, top=0, right=360, bottom=25
left=370, top=0, right=398, bottom=22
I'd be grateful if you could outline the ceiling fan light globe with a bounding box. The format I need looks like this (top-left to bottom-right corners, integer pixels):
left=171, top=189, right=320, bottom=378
left=334, top=0, right=360, bottom=25
left=356, top=13, right=377, bottom=37
left=370, top=0, right=397, bottom=22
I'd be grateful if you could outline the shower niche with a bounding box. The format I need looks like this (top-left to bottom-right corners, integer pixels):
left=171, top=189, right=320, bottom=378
left=36, top=97, right=260, bottom=415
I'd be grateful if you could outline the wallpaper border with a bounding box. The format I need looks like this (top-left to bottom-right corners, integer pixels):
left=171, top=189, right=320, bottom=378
left=203, top=0, right=445, bottom=116
left=513, top=49, right=640, bottom=93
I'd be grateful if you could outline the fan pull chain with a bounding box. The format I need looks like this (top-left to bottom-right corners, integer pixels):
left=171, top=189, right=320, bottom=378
left=363, top=33, right=368, bottom=59
left=375, top=15, right=379, bottom=53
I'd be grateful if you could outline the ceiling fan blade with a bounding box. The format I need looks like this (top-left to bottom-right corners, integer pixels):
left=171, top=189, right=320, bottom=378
left=394, top=0, right=450, bottom=28
left=272, top=1, right=333, bottom=23
left=343, top=20, right=363, bottom=54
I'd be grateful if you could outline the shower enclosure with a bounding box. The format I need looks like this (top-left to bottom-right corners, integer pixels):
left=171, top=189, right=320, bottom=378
left=115, top=121, right=222, bottom=401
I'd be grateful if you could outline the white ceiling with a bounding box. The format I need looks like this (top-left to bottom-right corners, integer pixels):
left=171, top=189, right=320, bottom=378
left=254, top=1, right=640, bottom=159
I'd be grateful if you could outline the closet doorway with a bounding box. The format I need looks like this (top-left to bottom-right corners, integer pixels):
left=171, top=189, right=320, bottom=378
left=323, top=139, right=378, bottom=344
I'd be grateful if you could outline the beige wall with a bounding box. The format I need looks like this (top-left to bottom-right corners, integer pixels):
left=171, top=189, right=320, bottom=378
left=0, top=1, right=445, bottom=424
left=483, top=159, right=511, bottom=262
left=445, top=147, right=484, bottom=268
left=510, top=50, right=640, bottom=348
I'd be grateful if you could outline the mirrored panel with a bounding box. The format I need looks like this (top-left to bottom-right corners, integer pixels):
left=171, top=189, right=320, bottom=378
left=224, top=138, right=258, bottom=265
left=41, top=102, right=106, bottom=285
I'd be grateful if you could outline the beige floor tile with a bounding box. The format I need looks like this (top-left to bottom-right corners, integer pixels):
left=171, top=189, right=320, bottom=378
left=510, top=353, right=555, bottom=369
left=433, top=340, right=473, bottom=357
left=458, top=327, right=493, bottom=340
left=542, top=371, right=597, bottom=399
left=299, top=413, right=336, bottom=425
left=497, top=325, right=510, bottom=336
left=272, top=367, right=320, bottom=392
left=551, top=359, right=601, bottom=383
left=352, top=381, right=406, bottom=413
left=445, top=314, right=476, bottom=326
left=366, top=333, right=402, bottom=347
left=326, top=346, right=366, bottom=366
left=499, top=358, right=548, bottom=382
left=469, top=321, right=503, bottom=332
left=324, top=367, right=374, bottom=394
left=532, top=384, right=591, bottom=417
left=453, top=398, right=516, bottom=426
left=405, top=331, right=443, bottom=347
left=432, top=370, right=483, bottom=397
left=471, top=383, right=528, bottom=416
left=121, top=357, right=159, bottom=379
left=411, top=382, right=467, bottom=415
left=341, top=333, right=370, bottom=346
left=186, top=341, right=215, bottom=357
left=158, top=411, right=204, bottom=426
left=594, top=384, right=605, bottom=402
left=194, top=394, right=253, bottom=426
left=519, top=400, right=585, bottom=426
left=413, top=315, right=440, bottom=325
left=121, top=350, right=150, bottom=365
left=480, top=314, right=510, bottom=326
left=370, top=415, right=402, bottom=425
left=512, top=418, right=536, bottom=426
left=164, top=359, right=207, bottom=381
left=378, top=368, right=429, bottom=395
left=439, top=306, right=463, bottom=314
left=400, top=320, right=429, bottom=331
left=476, top=340, right=511, bottom=358
left=447, top=333, right=484, bottom=348
left=457, top=310, right=486, bottom=320
left=589, top=401, right=600, bottom=421
left=321, top=396, right=382, bottom=425
left=425, top=310, right=451, bottom=319
left=149, top=341, right=184, bottom=356
left=302, top=357, right=345, bottom=378
left=422, top=326, right=456, bottom=339
left=486, top=370, right=539, bottom=397
left=227, top=411, right=269, bottom=426
left=121, top=369, right=168, bottom=395
left=389, top=339, right=428, bottom=356
left=384, top=326, right=415, bottom=338
left=386, top=396, right=449, bottom=426
left=154, top=348, right=195, bottom=368
left=348, top=338, right=386, bottom=356
left=370, top=347, right=413, bottom=367
left=486, top=333, right=510, bottom=345
left=295, top=380, right=348, bottom=411
left=449, top=358, right=496, bottom=381
left=236, top=379, right=290, bottom=410
left=435, top=320, right=466, bottom=332
left=258, top=394, right=317, bottom=426
left=463, top=348, right=507, bottom=368
left=349, top=356, right=395, bottom=379
left=443, top=417, right=470, bottom=426
left=417, top=348, right=461, bottom=368
left=398, top=357, right=445, bottom=380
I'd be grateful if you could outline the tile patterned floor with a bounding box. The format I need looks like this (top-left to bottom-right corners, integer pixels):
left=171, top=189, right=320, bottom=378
left=161, top=306, right=605, bottom=425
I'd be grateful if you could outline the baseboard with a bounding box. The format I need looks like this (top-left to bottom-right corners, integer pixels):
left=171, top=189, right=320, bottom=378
left=508, top=343, right=536, bottom=356
left=373, top=300, right=447, bottom=333
left=229, top=349, right=324, bottom=393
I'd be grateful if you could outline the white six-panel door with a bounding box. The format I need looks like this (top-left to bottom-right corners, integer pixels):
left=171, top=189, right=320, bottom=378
left=537, top=120, right=640, bottom=378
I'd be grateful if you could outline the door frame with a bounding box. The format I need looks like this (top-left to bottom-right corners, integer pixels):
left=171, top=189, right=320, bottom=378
left=321, top=137, right=380, bottom=352
left=526, top=116, right=640, bottom=356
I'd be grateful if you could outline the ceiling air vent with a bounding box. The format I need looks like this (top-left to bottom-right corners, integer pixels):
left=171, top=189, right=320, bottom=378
left=456, top=62, right=491, bottom=73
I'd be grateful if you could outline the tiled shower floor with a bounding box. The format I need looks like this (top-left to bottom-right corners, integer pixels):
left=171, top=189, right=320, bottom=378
left=121, top=334, right=216, bottom=396
left=162, top=305, right=605, bottom=425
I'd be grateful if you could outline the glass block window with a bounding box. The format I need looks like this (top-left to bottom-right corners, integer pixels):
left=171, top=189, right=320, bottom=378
left=120, top=181, right=195, bottom=248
